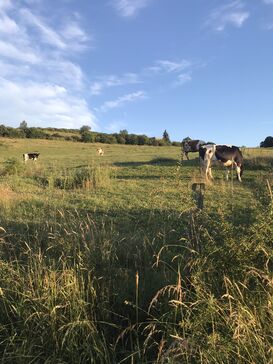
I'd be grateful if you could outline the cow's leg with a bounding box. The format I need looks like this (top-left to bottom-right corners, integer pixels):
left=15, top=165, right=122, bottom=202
left=203, top=163, right=210, bottom=181
left=208, top=167, right=213, bottom=180
left=186, top=152, right=189, bottom=160
left=236, top=165, right=242, bottom=182
left=226, top=167, right=230, bottom=181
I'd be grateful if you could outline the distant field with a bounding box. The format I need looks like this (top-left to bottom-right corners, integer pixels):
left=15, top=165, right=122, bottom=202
left=0, top=138, right=272, bottom=363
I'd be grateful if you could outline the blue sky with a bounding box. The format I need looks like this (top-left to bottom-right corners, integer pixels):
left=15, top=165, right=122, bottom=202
left=0, top=0, right=273, bottom=146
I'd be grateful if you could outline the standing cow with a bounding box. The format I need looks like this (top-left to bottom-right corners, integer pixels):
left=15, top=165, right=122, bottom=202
left=23, top=152, right=40, bottom=163
left=181, top=139, right=206, bottom=160
left=199, top=144, right=243, bottom=182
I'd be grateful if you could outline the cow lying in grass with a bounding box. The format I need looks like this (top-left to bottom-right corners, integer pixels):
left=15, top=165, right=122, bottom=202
left=97, top=148, right=104, bottom=156
left=199, top=144, right=243, bottom=182
left=23, top=152, right=40, bottom=163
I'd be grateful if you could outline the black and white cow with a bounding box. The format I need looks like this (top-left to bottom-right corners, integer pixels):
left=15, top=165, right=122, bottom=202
left=23, top=152, right=40, bottom=163
left=181, top=139, right=206, bottom=160
left=199, top=144, right=243, bottom=182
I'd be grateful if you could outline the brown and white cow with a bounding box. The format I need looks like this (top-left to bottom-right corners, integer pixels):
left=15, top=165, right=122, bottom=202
left=23, top=152, right=40, bottom=163
left=199, top=144, right=243, bottom=182
left=181, top=139, right=206, bottom=160
left=97, top=148, right=104, bottom=156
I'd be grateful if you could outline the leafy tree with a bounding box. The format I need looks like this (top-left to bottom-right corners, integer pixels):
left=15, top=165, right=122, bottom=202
left=80, top=125, right=91, bottom=133
left=260, top=136, right=273, bottom=148
left=126, top=134, right=138, bottom=145
left=172, top=141, right=181, bottom=147
left=149, top=137, right=159, bottom=146
left=158, top=138, right=167, bottom=146
left=0, top=125, right=8, bottom=137
left=95, top=133, right=117, bottom=144
left=81, top=131, right=94, bottom=143
left=182, top=136, right=191, bottom=142
left=163, top=130, right=171, bottom=144
left=19, top=120, right=28, bottom=129
left=114, top=133, right=126, bottom=144
left=25, top=127, right=48, bottom=139
left=137, top=135, right=149, bottom=145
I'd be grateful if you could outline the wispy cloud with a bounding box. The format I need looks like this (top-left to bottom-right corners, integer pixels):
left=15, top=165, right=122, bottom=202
left=148, top=59, right=192, bottom=74
left=0, top=13, right=20, bottom=34
left=100, top=91, right=146, bottom=112
left=21, top=9, right=66, bottom=49
left=176, top=73, right=192, bottom=85
left=92, top=58, right=195, bottom=104
left=263, top=22, right=273, bottom=30
left=0, top=0, right=13, bottom=11
left=91, top=73, right=140, bottom=95
left=112, top=0, right=152, bottom=17
left=62, top=21, right=88, bottom=42
left=206, top=1, right=249, bottom=32
left=0, top=1, right=95, bottom=129
left=263, top=0, right=273, bottom=4
left=105, top=120, right=127, bottom=132
left=0, top=39, right=40, bottom=63
left=146, top=59, right=196, bottom=87
left=22, top=9, right=65, bottom=48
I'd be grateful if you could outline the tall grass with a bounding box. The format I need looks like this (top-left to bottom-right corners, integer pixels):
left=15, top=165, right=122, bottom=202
left=0, top=141, right=272, bottom=362
left=51, top=165, right=113, bottom=190
left=139, top=204, right=273, bottom=363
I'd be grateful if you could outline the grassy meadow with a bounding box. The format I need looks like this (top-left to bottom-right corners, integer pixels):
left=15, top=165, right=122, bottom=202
left=0, top=138, right=272, bottom=363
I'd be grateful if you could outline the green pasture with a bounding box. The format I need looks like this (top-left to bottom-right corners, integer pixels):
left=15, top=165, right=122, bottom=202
left=0, top=138, right=272, bottom=363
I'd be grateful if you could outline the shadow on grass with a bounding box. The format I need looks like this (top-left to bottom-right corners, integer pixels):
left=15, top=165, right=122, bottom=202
left=180, top=158, right=200, bottom=167
left=114, top=157, right=179, bottom=167
left=0, top=200, right=270, bottom=363
left=116, top=174, right=162, bottom=180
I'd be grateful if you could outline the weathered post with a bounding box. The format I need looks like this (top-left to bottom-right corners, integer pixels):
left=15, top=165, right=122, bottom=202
left=192, top=182, right=206, bottom=209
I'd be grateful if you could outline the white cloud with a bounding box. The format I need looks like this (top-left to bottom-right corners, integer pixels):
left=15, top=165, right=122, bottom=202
left=46, top=60, right=84, bottom=89
left=145, top=59, right=195, bottom=87
left=62, top=21, right=88, bottom=42
left=263, top=0, right=273, bottom=4
left=105, top=120, right=127, bottom=132
left=0, top=60, right=30, bottom=77
left=0, top=0, right=13, bottom=11
left=0, top=14, right=20, bottom=34
left=0, top=39, right=40, bottom=63
left=19, top=8, right=90, bottom=52
left=21, top=8, right=67, bottom=49
left=0, top=78, right=97, bottom=129
left=206, top=1, right=249, bottom=32
left=176, top=73, right=192, bottom=85
left=91, top=73, right=140, bottom=95
left=112, top=0, right=151, bottom=17
left=92, top=59, right=195, bottom=101
left=149, top=59, right=192, bottom=74
left=0, top=2, right=96, bottom=129
left=100, top=91, right=146, bottom=112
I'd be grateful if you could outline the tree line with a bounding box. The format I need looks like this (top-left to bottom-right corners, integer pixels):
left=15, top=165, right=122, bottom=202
left=0, top=122, right=180, bottom=147
left=260, top=136, right=273, bottom=148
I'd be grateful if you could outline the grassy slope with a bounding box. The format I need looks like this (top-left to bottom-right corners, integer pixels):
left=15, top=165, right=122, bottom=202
left=0, top=138, right=272, bottom=363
